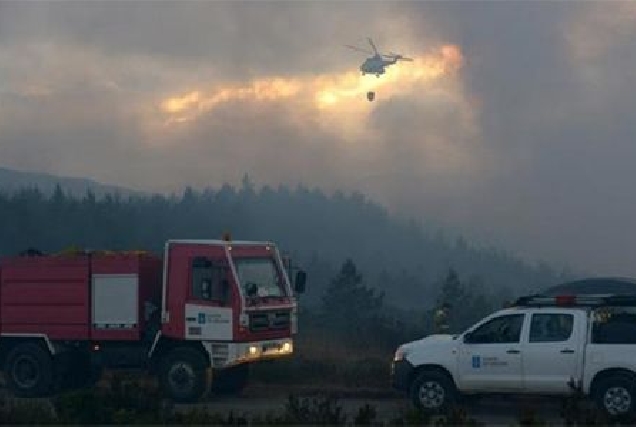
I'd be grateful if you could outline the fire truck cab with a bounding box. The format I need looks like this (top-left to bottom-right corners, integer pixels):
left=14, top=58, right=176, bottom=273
left=0, top=239, right=306, bottom=402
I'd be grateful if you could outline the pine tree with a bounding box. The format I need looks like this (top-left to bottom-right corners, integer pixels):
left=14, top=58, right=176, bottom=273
left=439, top=267, right=463, bottom=306
left=321, top=259, right=384, bottom=341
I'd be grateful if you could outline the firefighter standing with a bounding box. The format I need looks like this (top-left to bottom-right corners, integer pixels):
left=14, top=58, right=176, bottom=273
left=434, top=302, right=451, bottom=334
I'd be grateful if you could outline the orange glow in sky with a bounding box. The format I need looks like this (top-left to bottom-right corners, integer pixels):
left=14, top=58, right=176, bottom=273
left=159, top=44, right=464, bottom=126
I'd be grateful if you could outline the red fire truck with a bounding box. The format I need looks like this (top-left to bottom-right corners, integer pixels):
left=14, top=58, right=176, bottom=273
left=0, top=239, right=306, bottom=402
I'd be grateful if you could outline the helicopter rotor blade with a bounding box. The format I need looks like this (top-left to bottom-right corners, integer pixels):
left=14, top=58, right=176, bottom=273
left=367, top=37, right=379, bottom=55
left=345, top=44, right=374, bottom=55
left=383, top=52, right=414, bottom=61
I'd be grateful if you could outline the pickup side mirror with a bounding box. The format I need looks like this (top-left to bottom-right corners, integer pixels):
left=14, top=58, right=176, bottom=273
left=294, top=270, right=307, bottom=294
left=463, top=332, right=474, bottom=344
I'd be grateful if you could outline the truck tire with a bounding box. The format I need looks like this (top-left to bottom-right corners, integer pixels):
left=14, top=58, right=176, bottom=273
left=4, top=342, right=54, bottom=397
left=594, top=375, right=636, bottom=420
left=410, top=370, right=457, bottom=414
left=159, top=348, right=207, bottom=403
left=211, top=363, right=249, bottom=395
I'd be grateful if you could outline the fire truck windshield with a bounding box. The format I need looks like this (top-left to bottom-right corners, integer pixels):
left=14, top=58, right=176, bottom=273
left=234, top=257, right=286, bottom=298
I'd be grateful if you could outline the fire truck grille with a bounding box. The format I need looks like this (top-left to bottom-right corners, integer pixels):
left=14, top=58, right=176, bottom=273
left=249, top=311, right=290, bottom=332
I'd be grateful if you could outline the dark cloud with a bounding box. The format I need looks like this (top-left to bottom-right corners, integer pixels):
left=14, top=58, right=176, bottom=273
left=0, top=1, right=417, bottom=79
left=392, top=1, right=636, bottom=274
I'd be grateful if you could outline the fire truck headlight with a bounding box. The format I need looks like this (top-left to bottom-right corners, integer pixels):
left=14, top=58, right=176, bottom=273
left=282, top=342, right=292, bottom=353
left=249, top=346, right=259, bottom=355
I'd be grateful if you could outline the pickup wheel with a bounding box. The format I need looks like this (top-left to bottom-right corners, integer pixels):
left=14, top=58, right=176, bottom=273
left=4, top=342, right=54, bottom=397
left=410, top=370, right=457, bottom=414
left=159, top=348, right=208, bottom=403
left=594, top=375, right=636, bottom=420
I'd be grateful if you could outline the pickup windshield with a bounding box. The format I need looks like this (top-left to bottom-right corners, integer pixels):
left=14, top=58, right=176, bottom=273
left=234, top=257, right=286, bottom=298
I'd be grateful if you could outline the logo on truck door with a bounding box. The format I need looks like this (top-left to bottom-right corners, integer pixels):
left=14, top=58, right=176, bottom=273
left=185, top=304, right=233, bottom=341
left=471, top=355, right=507, bottom=368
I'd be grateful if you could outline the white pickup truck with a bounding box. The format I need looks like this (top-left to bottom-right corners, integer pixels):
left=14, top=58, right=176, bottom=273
left=391, top=294, right=636, bottom=418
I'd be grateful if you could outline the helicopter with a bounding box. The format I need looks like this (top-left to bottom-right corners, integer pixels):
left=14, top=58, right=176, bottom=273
left=346, top=38, right=413, bottom=102
left=346, top=37, right=413, bottom=78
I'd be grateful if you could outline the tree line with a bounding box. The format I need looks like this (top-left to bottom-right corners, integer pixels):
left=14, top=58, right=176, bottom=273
left=312, top=259, right=504, bottom=352
left=0, top=175, right=569, bottom=311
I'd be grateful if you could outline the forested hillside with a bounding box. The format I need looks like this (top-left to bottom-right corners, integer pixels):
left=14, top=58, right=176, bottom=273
left=0, top=166, right=138, bottom=198
left=0, top=174, right=569, bottom=310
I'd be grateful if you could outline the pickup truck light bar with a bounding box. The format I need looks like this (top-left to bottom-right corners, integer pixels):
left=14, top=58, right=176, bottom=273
left=514, top=293, right=636, bottom=307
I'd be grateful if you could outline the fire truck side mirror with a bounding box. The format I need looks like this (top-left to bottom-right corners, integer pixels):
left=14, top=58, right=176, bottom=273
left=294, top=270, right=307, bottom=294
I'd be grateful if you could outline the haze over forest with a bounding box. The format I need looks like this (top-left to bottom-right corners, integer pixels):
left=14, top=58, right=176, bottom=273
left=0, top=166, right=569, bottom=311
left=1, top=1, right=635, bottom=278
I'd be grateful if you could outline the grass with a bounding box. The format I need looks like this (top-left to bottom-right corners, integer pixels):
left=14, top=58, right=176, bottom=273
left=250, top=354, right=391, bottom=389
left=4, top=378, right=633, bottom=426
left=249, top=326, right=395, bottom=389
left=3, top=372, right=627, bottom=426
left=0, top=381, right=481, bottom=426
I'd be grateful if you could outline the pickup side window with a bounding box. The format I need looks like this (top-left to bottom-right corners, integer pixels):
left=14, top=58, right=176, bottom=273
left=592, top=307, right=636, bottom=344
left=529, top=313, right=573, bottom=343
left=467, top=314, right=524, bottom=344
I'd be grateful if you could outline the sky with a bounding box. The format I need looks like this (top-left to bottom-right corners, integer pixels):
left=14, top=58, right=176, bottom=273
left=1, top=1, right=636, bottom=276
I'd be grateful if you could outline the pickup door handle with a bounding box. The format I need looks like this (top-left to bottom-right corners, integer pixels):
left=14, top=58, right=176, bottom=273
left=561, top=349, right=575, bottom=354
left=506, top=349, right=520, bottom=354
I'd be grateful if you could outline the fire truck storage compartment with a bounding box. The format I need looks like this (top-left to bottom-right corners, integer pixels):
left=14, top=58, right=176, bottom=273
left=90, top=253, right=162, bottom=341
left=0, top=252, right=162, bottom=342
left=92, top=274, right=138, bottom=330
left=0, top=255, right=91, bottom=340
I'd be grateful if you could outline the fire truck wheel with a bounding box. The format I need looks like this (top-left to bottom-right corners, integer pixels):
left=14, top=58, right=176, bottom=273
left=212, top=363, right=249, bottom=395
left=160, top=348, right=207, bottom=403
left=4, top=342, right=54, bottom=397
left=409, top=370, right=457, bottom=414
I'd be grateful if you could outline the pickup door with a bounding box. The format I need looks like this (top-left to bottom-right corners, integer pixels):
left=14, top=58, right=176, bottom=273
left=457, top=312, right=526, bottom=392
left=521, top=309, right=586, bottom=393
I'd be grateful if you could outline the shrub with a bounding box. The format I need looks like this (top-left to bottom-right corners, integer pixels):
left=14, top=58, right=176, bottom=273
left=0, top=395, right=57, bottom=424
left=282, top=394, right=347, bottom=425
